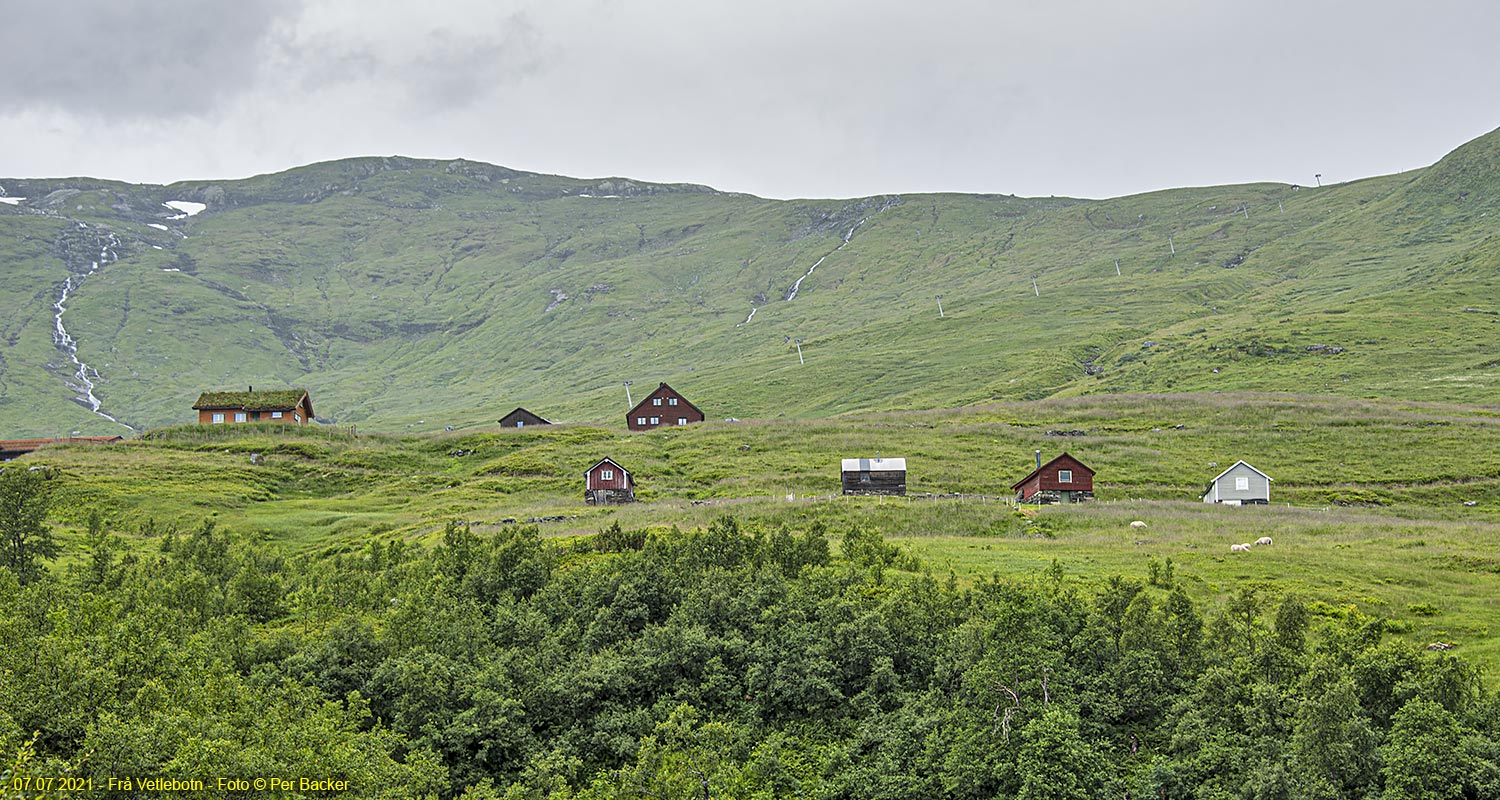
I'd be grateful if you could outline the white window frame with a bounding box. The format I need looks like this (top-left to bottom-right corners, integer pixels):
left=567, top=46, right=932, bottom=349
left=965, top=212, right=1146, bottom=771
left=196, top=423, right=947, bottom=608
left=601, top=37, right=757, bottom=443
left=516, top=420, right=524, bottom=428
left=234, top=412, right=248, bottom=423
left=649, top=416, right=659, bottom=425
left=668, top=397, right=678, bottom=406
left=637, top=417, right=647, bottom=425
left=1235, top=476, right=1250, bottom=491
left=601, top=469, right=613, bottom=480
left=652, top=397, right=662, bottom=406
left=211, top=412, right=224, bottom=424
left=271, top=411, right=283, bottom=419
left=677, top=417, right=687, bottom=425
left=1058, top=469, right=1072, bottom=483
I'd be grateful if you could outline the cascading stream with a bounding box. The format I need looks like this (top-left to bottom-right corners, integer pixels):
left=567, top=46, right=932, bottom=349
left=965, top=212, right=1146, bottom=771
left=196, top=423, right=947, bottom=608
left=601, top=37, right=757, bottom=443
left=739, top=196, right=901, bottom=325
left=51, top=227, right=132, bottom=430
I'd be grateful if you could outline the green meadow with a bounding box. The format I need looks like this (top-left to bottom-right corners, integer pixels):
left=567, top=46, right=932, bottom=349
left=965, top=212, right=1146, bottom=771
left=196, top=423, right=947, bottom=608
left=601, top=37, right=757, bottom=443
left=20, top=391, right=1500, bottom=685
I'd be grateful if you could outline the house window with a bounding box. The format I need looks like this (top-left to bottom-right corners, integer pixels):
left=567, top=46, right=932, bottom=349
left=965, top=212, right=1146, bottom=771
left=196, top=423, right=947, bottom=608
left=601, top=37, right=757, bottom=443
left=668, top=398, right=678, bottom=406
left=271, top=411, right=283, bottom=419
left=1058, top=469, right=1072, bottom=483
left=293, top=414, right=301, bottom=422
left=211, top=412, right=224, bottom=424
left=1235, top=476, right=1250, bottom=491
left=234, top=412, right=247, bottom=423
left=637, top=417, right=646, bottom=425
left=649, top=416, right=659, bottom=425
left=516, top=420, right=524, bottom=428
left=652, top=398, right=662, bottom=406
left=677, top=418, right=687, bottom=425
left=601, top=469, right=613, bottom=480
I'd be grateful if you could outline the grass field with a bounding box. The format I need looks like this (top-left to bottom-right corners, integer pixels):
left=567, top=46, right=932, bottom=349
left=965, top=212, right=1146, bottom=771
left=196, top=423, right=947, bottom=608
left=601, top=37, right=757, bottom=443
left=18, top=391, right=1500, bottom=685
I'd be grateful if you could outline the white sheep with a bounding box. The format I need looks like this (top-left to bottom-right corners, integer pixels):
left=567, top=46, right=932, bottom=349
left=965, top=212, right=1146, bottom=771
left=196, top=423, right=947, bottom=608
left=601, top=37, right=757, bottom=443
left=1230, top=543, right=1251, bottom=553
left=1130, top=520, right=1148, bottom=529
left=1254, top=536, right=1273, bottom=546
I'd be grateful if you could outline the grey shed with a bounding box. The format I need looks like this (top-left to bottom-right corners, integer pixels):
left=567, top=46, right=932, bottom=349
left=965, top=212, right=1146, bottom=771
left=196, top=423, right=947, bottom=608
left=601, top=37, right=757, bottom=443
left=1203, top=461, right=1272, bottom=505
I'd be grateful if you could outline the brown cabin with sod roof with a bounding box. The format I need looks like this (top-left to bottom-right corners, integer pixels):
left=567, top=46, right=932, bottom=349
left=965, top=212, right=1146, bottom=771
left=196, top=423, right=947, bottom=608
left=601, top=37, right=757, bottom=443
left=193, top=388, right=314, bottom=425
left=1011, top=452, right=1095, bottom=504
left=1, top=436, right=123, bottom=462
left=585, top=457, right=634, bottom=505
left=498, top=408, right=551, bottom=428
left=626, top=383, right=704, bottom=431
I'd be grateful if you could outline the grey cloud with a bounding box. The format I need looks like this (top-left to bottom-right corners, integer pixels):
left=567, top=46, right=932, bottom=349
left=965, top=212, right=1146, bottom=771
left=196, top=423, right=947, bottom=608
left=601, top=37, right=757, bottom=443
left=0, top=0, right=298, bottom=117
left=278, top=12, right=544, bottom=112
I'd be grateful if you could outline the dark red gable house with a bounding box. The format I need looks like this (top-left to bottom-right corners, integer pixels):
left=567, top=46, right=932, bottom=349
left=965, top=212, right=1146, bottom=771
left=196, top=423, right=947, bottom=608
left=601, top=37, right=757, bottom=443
left=585, top=457, right=634, bottom=505
left=1011, top=452, right=1095, bottom=504
left=498, top=408, right=551, bottom=428
left=626, top=383, right=704, bottom=431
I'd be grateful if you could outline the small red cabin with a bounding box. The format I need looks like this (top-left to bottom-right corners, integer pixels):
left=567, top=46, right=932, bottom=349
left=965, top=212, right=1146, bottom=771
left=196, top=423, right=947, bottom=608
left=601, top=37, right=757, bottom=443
left=1011, top=452, right=1095, bottom=504
left=585, top=457, right=634, bottom=505
left=626, top=383, right=704, bottom=431
left=498, top=408, right=550, bottom=428
left=194, top=388, right=314, bottom=425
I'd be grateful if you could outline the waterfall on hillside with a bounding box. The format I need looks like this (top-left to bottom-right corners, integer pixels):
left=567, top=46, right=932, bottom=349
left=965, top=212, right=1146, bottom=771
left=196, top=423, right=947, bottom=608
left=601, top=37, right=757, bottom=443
left=51, top=226, right=133, bottom=430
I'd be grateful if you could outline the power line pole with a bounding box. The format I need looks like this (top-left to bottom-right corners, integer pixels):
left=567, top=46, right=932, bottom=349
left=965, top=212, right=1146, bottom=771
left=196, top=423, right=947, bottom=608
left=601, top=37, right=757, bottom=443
left=623, top=380, right=633, bottom=406
left=794, top=339, right=805, bottom=364
left=935, top=294, right=945, bottom=317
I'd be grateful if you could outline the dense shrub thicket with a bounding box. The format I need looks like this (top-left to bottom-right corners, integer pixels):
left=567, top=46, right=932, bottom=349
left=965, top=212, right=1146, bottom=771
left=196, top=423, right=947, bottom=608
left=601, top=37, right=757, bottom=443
left=3, top=515, right=1498, bottom=799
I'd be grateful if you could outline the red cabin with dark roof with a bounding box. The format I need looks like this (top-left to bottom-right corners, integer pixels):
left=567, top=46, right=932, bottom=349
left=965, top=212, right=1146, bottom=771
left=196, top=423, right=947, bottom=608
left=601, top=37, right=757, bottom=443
left=1011, top=452, right=1095, bottom=503
left=585, top=457, right=634, bottom=504
left=626, top=383, right=704, bottom=431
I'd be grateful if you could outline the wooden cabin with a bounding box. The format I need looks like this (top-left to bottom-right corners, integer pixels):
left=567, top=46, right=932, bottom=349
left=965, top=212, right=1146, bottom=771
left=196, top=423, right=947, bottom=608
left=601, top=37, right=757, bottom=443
left=1, top=436, right=123, bottom=462
left=1012, top=452, right=1094, bottom=504
left=841, top=457, right=907, bottom=496
left=498, top=408, right=551, bottom=428
left=626, top=383, right=705, bottom=431
left=1203, top=461, right=1272, bottom=505
left=193, top=388, right=314, bottom=425
left=585, top=457, right=634, bottom=505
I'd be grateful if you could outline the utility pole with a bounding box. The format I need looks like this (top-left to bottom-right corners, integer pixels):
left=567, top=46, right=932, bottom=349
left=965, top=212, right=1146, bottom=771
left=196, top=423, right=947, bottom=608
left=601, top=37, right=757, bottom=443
left=1168, top=234, right=1176, bottom=255
left=794, top=339, right=805, bottom=364
left=1031, top=275, right=1040, bottom=296
left=623, top=380, right=633, bottom=406
left=936, top=294, right=945, bottom=317
left=1314, top=173, right=1322, bottom=187
left=1114, top=258, right=1121, bottom=276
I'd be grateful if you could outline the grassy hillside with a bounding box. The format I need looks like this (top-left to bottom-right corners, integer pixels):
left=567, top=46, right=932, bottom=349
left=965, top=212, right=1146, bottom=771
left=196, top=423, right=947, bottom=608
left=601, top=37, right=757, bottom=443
left=16, top=393, right=1500, bottom=682
left=3, top=130, right=1499, bottom=436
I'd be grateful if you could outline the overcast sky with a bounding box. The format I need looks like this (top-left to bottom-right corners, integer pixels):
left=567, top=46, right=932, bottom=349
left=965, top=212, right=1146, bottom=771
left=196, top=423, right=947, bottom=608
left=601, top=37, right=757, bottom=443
left=1, top=0, right=1496, bottom=200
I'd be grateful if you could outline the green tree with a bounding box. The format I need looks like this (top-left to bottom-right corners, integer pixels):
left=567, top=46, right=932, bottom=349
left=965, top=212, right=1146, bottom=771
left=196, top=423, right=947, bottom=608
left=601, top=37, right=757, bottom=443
left=1381, top=698, right=1467, bottom=800
left=1288, top=676, right=1378, bottom=799
left=0, top=468, right=58, bottom=586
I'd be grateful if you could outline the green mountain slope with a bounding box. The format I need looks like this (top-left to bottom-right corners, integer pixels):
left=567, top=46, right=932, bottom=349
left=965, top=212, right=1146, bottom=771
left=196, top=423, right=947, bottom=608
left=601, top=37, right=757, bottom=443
left=2, top=130, right=1499, bottom=436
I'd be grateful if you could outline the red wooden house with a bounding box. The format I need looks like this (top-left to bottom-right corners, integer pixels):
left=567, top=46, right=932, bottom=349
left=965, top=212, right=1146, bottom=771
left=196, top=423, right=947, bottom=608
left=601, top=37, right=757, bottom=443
left=1, top=436, right=123, bottom=462
left=498, top=408, right=550, bottom=428
left=193, top=388, right=314, bottom=425
left=626, top=383, right=704, bottom=431
left=1011, top=452, right=1095, bottom=504
left=585, top=457, right=634, bottom=505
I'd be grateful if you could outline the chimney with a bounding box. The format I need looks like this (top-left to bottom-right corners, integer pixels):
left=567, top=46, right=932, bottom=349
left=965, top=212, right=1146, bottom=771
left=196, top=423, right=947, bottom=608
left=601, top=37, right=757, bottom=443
left=1035, top=450, right=1042, bottom=470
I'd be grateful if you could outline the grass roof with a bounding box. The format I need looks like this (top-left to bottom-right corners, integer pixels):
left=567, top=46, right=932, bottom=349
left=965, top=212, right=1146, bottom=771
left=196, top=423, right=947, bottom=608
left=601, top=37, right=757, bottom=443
left=193, top=389, right=310, bottom=411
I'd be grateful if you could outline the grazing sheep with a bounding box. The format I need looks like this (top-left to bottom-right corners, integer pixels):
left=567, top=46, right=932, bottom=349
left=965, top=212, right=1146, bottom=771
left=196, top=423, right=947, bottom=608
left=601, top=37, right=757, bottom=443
left=1130, top=520, right=1148, bottom=529
left=1254, top=536, right=1273, bottom=546
left=1230, top=543, right=1251, bottom=553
